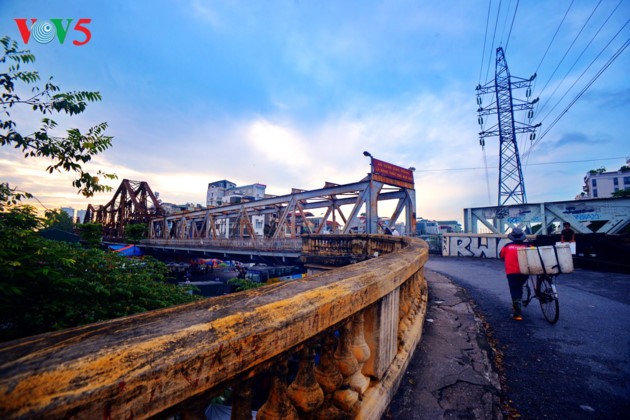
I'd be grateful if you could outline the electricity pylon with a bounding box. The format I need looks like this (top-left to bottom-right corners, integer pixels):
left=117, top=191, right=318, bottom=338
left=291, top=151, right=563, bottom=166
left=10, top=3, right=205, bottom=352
left=476, top=47, right=540, bottom=206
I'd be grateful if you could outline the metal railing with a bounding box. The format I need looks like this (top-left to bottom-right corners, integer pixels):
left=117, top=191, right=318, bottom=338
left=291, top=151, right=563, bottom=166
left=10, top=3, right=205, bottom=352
left=0, top=235, right=429, bottom=419
left=143, top=237, right=302, bottom=252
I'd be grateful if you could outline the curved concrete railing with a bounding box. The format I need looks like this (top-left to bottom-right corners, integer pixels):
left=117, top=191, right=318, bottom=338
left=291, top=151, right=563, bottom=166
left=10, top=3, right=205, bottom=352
left=0, top=235, right=429, bottom=419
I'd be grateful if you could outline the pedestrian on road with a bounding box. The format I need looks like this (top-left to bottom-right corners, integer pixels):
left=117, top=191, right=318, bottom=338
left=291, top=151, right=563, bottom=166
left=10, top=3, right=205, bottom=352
left=499, top=227, right=530, bottom=320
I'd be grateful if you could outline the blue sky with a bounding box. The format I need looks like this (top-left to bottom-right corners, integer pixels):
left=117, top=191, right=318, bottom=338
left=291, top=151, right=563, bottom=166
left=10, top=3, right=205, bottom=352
left=1, top=0, right=629, bottom=222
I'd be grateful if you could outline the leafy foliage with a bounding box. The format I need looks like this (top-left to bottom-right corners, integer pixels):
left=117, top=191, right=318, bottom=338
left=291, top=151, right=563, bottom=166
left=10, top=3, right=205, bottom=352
left=77, top=223, right=103, bottom=248
left=0, top=36, right=116, bottom=199
left=43, top=208, right=74, bottom=232
left=125, top=223, right=148, bottom=244
left=0, top=207, right=200, bottom=342
left=0, top=182, right=32, bottom=210
left=227, top=277, right=263, bottom=291
left=611, top=188, right=630, bottom=198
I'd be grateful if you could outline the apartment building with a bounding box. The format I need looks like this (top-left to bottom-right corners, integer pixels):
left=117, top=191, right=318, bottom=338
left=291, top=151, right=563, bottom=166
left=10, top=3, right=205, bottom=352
left=582, top=166, right=630, bottom=198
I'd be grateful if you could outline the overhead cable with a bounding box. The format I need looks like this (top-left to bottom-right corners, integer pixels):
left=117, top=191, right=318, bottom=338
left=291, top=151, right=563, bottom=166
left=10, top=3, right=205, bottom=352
left=504, top=0, right=520, bottom=54
left=536, top=0, right=604, bottom=114
left=484, top=0, right=503, bottom=82
left=536, top=0, right=624, bottom=120
left=534, top=0, right=575, bottom=75
left=536, top=35, right=630, bottom=144
left=415, top=156, right=628, bottom=172
left=478, top=0, right=493, bottom=86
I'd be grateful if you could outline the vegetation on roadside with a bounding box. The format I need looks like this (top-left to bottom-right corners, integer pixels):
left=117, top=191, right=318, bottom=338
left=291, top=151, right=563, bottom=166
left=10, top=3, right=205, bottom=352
left=227, top=277, right=263, bottom=291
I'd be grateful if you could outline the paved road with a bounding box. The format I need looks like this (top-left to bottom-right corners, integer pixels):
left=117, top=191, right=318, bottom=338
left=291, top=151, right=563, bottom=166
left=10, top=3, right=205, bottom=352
left=426, top=256, right=630, bottom=419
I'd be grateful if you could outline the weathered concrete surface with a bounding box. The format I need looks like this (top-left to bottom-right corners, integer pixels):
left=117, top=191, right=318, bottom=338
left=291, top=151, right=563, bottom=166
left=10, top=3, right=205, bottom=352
left=0, top=238, right=427, bottom=419
left=385, top=269, right=502, bottom=419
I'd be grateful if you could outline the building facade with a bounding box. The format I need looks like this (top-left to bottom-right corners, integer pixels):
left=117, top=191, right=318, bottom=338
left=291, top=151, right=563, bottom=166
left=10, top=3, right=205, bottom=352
left=207, top=180, right=267, bottom=207
left=582, top=167, right=630, bottom=199
left=206, top=180, right=268, bottom=238
left=206, top=180, right=237, bottom=207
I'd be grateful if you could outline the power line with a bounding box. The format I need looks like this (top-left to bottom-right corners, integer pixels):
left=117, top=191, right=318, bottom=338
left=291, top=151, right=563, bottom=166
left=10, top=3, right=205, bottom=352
left=534, top=0, right=574, bottom=74
left=535, top=34, right=630, bottom=143
left=504, top=0, right=520, bottom=54
left=478, top=0, right=493, bottom=86
left=415, top=157, right=627, bottom=173
left=535, top=0, right=604, bottom=115
left=484, top=0, right=503, bottom=82
left=499, top=0, right=513, bottom=47
left=536, top=0, right=625, bottom=120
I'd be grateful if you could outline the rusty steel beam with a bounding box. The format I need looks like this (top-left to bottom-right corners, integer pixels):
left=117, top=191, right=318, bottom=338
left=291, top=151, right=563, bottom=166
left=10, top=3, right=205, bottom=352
left=85, top=180, right=164, bottom=242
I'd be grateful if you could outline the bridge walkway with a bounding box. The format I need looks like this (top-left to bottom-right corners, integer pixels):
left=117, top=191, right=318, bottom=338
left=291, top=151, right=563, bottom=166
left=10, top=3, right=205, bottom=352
left=387, top=269, right=501, bottom=419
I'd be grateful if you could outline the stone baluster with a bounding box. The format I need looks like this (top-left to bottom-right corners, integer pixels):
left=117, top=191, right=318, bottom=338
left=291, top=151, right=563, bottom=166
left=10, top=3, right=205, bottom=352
left=351, top=312, right=371, bottom=394
left=232, top=380, right=253, bottom=420
left=398, top=280, right=413, bottom=339
left=314, top=333, right=343, bottom=419
left=332, top=321, right=360, bottom=414
left=256, top=360, right=298, bottom=420
left=287, top=347, right=324, bottom=416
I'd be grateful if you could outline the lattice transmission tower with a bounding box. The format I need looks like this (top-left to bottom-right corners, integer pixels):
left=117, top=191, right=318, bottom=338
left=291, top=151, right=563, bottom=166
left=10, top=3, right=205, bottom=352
left=476, top=47, right=540, bottom=206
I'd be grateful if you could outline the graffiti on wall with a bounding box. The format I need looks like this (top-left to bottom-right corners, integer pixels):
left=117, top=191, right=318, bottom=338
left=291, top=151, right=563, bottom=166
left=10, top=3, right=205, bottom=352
left=443, top=235, right=509, bottom=259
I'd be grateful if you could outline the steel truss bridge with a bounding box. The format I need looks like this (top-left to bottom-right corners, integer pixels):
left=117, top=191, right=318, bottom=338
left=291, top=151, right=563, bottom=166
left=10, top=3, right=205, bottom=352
left=145, top=175, right=415, bottom=253
left=464, top=197, right=630, bottom=235
left=87, top=166, right=416, bottom=251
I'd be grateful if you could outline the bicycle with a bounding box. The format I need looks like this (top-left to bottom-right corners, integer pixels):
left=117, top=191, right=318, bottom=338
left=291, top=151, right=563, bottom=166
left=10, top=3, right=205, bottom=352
left=522, top=273, right=560, bottom=324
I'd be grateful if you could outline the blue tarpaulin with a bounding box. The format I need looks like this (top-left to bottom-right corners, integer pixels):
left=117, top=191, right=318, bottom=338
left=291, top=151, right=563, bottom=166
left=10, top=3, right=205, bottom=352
left=110, top=244, right=143, bottom=256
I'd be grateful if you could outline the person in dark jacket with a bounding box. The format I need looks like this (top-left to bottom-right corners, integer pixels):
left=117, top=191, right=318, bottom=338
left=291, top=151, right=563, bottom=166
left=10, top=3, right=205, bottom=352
left=560, top=222, right=575, bottom=243
left=499, top=227, right=530, bottom=320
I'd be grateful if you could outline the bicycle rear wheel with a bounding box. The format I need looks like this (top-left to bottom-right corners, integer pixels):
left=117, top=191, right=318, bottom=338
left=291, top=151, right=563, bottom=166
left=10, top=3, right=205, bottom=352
left=538, top=275, right=559, bottom=324
left=522, top=277, right=533, bottom=307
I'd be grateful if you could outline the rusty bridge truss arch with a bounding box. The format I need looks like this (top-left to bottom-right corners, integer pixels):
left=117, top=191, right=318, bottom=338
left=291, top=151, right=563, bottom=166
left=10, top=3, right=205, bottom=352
left=85, top=179, right=164, bottom=242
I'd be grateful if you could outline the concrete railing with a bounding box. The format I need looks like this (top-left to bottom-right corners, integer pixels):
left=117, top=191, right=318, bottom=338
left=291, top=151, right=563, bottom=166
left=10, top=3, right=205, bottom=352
left=0, top=235, right=429, bottom=419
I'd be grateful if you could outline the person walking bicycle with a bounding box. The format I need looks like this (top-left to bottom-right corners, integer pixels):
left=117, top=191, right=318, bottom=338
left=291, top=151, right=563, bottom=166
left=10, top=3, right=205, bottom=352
left=499, top=227, right=530, bottom=320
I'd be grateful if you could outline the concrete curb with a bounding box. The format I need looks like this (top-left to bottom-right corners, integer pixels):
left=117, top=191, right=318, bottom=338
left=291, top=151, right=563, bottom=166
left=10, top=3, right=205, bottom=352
left=385, top=269, right=502, bottom=419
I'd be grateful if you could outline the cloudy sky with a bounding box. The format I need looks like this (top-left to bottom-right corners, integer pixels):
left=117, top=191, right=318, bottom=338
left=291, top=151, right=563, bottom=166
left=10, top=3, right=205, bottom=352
left=1, top=0, right=629, bottom=222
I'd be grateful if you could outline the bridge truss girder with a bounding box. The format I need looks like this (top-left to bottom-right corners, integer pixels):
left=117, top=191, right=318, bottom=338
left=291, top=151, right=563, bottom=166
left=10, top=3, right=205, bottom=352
left=464, top=198, right=630, bottom=235
left=85, top=179, right=164, bottom=241
left=148, top=175, right=416, bottom=241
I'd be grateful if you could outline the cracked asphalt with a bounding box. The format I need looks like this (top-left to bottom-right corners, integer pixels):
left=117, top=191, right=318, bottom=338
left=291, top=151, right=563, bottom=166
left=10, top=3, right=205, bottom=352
left=397, top=256, right=630, bottom=420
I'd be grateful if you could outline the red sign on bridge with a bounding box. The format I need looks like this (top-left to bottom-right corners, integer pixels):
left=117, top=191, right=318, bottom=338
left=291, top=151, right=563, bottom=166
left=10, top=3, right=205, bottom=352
left=372, top=158, right=415, bottom=188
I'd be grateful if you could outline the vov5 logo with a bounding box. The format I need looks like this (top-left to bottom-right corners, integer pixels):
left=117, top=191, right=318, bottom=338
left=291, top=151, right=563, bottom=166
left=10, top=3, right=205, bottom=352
left=14, top=19, right=92, bottom=46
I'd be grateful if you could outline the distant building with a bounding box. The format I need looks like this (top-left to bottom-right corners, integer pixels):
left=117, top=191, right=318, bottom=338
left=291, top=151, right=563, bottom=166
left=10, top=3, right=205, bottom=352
left=206, top=180, right=267, bottom=238
left=76, top=209, right=87, bottom=224
left=307, top=217, right=341, bottom=233
left=161, top=203, right=203, bottom=214
left=206, top=180, right=237, bottom=207
left=61, top=207, right=75, bottom=221
left=581, top=166, right=630, bottom=199
left=436, top=220, right=462, bottom=233
left=416, top=219, right=440, bottom=235
left=206, top=180, right=266, bottom=207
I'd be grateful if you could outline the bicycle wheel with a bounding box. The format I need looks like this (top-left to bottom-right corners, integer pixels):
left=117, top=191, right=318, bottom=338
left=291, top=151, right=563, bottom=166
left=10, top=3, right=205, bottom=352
left=538, top=275, right=559, bottom=324
left=522, top=277, right=532, bottom=307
